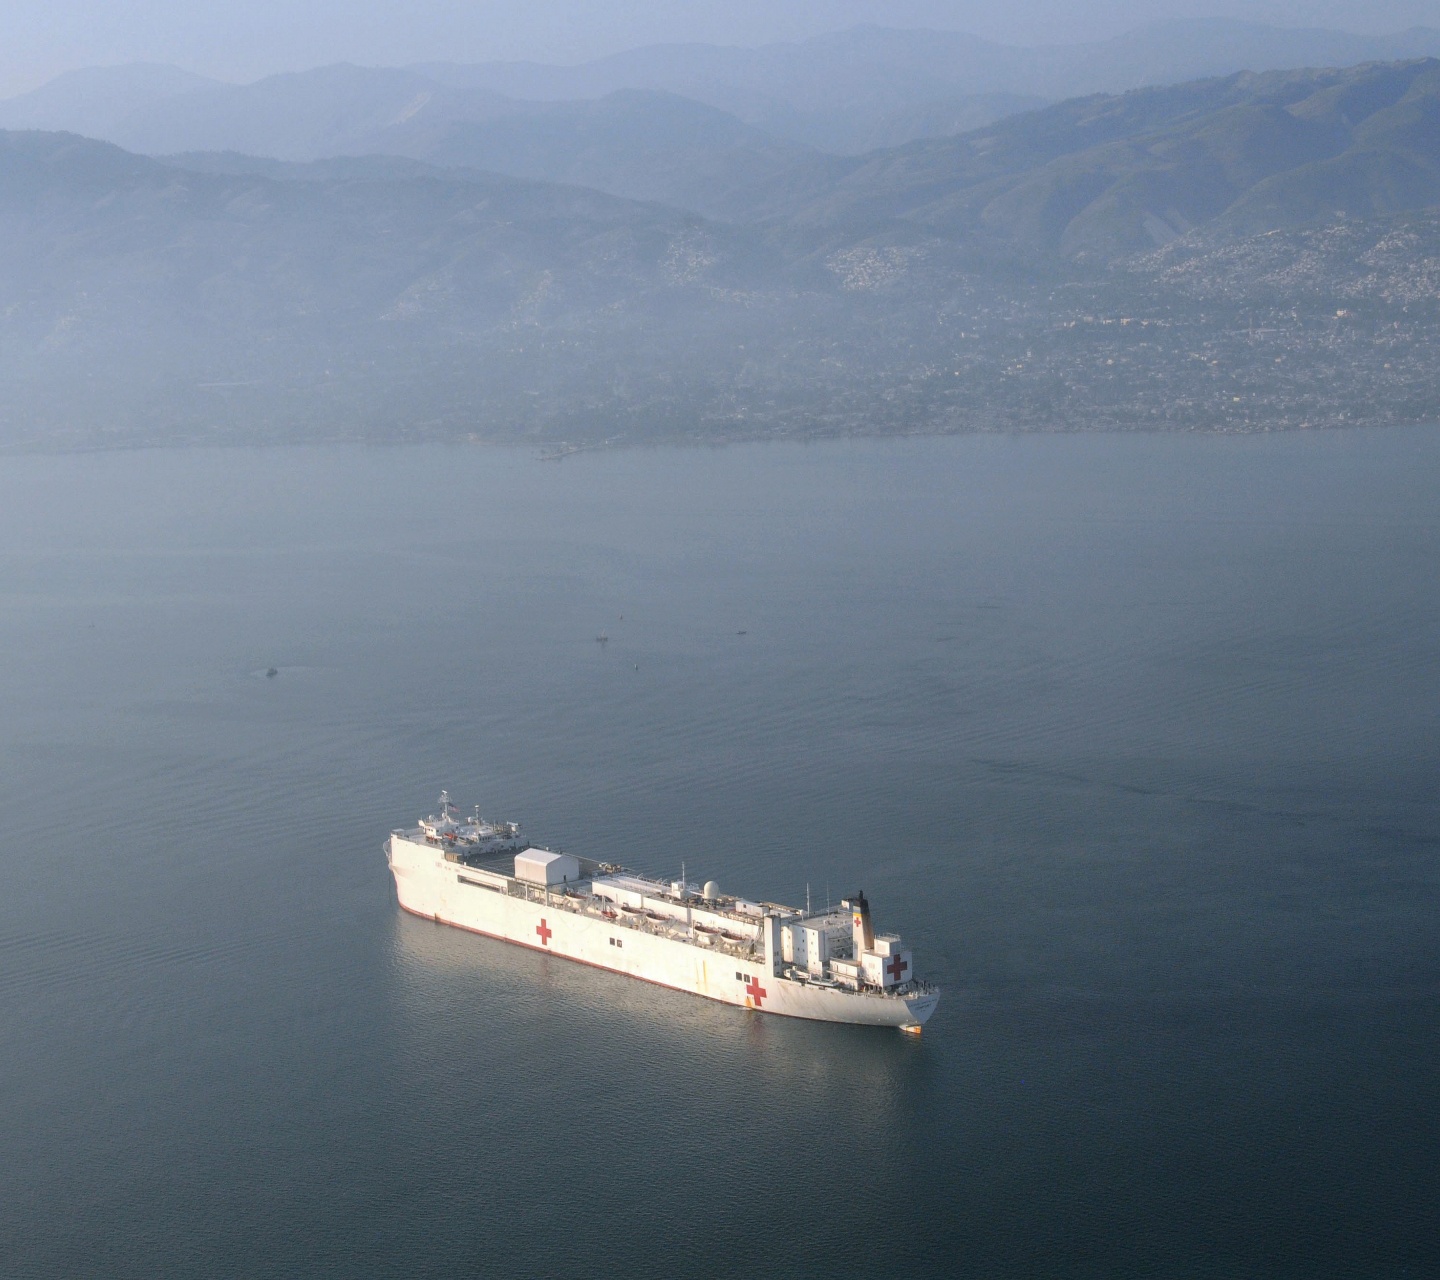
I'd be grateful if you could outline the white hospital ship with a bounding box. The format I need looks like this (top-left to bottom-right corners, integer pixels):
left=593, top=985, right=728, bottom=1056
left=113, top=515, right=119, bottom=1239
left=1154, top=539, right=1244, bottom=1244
left=386, top=793, right=940, bottom=1032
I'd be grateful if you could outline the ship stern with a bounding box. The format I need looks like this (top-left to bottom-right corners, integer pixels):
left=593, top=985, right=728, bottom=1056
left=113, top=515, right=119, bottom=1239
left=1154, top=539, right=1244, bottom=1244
left=901, top=987, right=940, bottom=1031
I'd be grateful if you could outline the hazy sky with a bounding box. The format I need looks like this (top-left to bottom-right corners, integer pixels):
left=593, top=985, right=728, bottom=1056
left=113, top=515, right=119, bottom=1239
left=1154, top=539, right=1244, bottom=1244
left=5, top=0, right=1440, bottom=94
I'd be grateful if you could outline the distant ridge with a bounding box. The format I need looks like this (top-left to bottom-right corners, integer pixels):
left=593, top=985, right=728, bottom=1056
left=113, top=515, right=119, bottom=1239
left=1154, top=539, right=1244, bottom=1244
left=43, top=63, right=518, bottom=161
left=750, top=59, right=1440, bottom=259
left=0, top=63, right=222, bottom=138
left=400, top=91, right=849, bottom=222
left=7, top=19, right=1440, bottom=157
left=410, top=19, right=1440, bottom=150
left=6, top=53, right=1440, bottom=447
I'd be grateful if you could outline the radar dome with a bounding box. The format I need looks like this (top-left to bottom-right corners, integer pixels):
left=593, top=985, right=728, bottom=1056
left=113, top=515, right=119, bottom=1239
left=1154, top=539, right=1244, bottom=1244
left=703, top=880, right=720, bottom=900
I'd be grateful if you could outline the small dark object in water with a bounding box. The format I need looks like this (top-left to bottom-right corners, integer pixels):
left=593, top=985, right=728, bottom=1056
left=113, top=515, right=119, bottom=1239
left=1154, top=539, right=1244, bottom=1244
left=737, top=630, right=747, bottom=635
left=266, top=668, right=279, bottom=678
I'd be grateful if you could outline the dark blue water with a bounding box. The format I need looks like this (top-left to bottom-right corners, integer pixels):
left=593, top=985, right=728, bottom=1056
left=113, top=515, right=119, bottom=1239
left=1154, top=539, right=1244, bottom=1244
left=1, top=431, right=1436, bottom=1278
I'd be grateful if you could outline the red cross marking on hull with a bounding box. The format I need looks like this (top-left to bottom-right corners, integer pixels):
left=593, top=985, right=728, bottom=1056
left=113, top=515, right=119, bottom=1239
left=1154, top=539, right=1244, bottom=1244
left=536, top=919, right=552, bottom=945
left=886, top=953, right=908, bottom=982
left=745, top=975, right=767, bottom=1007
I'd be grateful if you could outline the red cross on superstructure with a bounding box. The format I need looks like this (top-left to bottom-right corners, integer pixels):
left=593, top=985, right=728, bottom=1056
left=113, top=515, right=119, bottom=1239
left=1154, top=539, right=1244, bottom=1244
left=885, top=953, right=908, bottom=983
left=536, top=919, right=552, bottom=946
left=745, top=975, right=767, bottom=1007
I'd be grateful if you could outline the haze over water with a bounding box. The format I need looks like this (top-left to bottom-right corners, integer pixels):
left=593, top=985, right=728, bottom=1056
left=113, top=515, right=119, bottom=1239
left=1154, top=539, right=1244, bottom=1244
left=1, top=430, right=1436, bottom=1278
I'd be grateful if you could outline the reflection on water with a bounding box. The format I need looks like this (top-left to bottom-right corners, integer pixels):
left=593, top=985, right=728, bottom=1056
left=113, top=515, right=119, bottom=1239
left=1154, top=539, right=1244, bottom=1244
left=387, top=907, right=927, bottom=1137
left=0, top=431, right=1437, bottom=1278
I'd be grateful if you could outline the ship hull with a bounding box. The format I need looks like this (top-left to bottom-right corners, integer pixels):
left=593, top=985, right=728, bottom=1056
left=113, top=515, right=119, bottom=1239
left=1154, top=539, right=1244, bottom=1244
left=387, top=837, right=938, bottom=1029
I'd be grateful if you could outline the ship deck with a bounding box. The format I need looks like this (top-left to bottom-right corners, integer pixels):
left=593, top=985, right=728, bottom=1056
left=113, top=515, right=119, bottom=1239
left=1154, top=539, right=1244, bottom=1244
left=411, top=831, right=769, bottom=966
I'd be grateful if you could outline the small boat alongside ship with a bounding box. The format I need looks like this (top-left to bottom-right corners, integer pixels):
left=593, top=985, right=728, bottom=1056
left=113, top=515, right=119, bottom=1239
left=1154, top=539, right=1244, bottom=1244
left=385, top=792, right=939, bottom=1031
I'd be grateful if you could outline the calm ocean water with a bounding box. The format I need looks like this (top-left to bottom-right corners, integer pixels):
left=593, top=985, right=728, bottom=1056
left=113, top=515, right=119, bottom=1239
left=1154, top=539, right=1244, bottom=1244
left=0, top=431, right=1436, bottom=1278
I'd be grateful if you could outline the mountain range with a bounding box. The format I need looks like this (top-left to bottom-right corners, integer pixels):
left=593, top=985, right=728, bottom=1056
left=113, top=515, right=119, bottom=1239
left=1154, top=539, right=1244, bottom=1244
left=7, top=20, right=1440, bottom=157
left=2, top=45, right=1440, bottom=447
left=415, top=20, right=1440, bottom=149
left=760, top=59, right=1440, bottom=258
left=0, top=129, right=813, bottom=447
left=11, top=54, right=1437, bottom=243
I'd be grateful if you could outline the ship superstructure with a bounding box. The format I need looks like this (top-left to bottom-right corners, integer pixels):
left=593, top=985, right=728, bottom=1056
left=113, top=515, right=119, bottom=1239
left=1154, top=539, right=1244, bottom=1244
left=386, top=793, right=939, bottom=1031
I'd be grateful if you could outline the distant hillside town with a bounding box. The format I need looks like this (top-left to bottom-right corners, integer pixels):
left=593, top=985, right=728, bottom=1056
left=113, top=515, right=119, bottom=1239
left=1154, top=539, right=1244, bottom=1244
left=2, top=24, right=1439, bottom=448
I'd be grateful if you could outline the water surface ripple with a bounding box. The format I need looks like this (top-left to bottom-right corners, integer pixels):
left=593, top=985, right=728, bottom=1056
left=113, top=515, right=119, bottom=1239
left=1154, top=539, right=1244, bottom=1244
left=1, top=432, right=1436, bottom=1278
